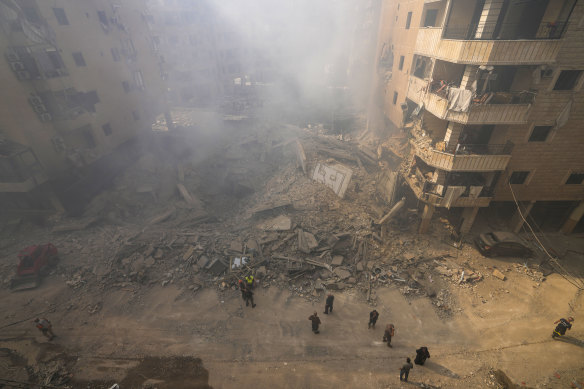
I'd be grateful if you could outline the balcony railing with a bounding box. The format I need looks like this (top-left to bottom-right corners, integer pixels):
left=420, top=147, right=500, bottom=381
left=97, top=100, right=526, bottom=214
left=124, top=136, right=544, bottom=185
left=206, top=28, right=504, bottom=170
left=416, top=143, right=512, bottom=172
left=404, top=174, right=493, bottom=208
left=415, top=27, right=562, bottom=65
left=443, top=21, right=568, bottom=41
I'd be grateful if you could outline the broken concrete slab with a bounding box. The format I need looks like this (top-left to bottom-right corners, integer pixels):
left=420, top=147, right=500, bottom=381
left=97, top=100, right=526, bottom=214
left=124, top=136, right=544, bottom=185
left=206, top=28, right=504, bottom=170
left=257, top=215, right=292, bottom=231
left=333, top=268, right=351, bottom=280
left=297, top=229, right=318, bottom=254
left=147, top=208, right=175, bottom=225
left=356, top=262, right=364, bottom=272
left=52, top=216, right=99, bottom=233
left=229, top=240, right=243, bottom=253
left=331, top=256, right=344, bottom=266
left=492, top=269, right=506, bottom=281
left=183, top=246, right=195, bottom=261
left=295, top=140, right=307, bottom=174
left=312, top=163, right=353, bottom=198
left=205, top=258, right=228, bottom=275
left=252, top=202, right=294, bottom=218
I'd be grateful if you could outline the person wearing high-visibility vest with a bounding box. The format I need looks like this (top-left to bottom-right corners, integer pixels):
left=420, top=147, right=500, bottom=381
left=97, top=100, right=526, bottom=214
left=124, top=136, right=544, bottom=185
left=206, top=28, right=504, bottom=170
left=245, top=275, right=255, bottom=289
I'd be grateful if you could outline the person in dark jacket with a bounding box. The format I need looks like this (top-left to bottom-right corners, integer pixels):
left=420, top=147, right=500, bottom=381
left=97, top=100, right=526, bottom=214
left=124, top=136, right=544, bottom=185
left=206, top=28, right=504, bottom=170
left=34, top=318, right=55, bottom=340
left=552, top=317, right=574, bottom=338
left=368, top=310, right=379, bottom=329
left=383, top=324, right=395, bottom=347
left=324, top=294, right=334, bottom=314
left=309, top=311, right=321, bottom=334
left=238, top=280, right=246, bottom=300
left=243, top=287, right=256, bottom=308
left=414, top=346, right=430, bottom=365
left=399, top=357, right=413, bottom=382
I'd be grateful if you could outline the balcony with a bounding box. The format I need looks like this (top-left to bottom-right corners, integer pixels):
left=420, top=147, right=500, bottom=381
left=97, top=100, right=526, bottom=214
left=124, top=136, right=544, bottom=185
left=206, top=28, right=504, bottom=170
left=407, top=76, right=532, bottom=125
left=404, top=174, right=492, bottom=208
left=415, top=27, right=562, bottom=65
left=414, top=142, right=512, bottom=172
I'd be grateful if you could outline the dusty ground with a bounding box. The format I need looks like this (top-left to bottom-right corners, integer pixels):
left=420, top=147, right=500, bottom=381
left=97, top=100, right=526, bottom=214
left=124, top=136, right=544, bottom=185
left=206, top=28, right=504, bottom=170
left=1, top=112, right=583, bottom=388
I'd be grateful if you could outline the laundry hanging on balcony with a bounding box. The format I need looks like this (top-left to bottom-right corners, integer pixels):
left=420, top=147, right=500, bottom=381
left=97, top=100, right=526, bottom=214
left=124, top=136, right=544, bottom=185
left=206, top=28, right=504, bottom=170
left=447, top=88, right=473, bottom=113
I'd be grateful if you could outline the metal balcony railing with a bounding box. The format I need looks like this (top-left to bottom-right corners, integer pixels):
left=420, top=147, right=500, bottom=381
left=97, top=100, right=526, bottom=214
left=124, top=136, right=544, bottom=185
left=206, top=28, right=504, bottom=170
left=429, top=80, right=536, bottom=105
left=443, top=20, right=568, bottom=40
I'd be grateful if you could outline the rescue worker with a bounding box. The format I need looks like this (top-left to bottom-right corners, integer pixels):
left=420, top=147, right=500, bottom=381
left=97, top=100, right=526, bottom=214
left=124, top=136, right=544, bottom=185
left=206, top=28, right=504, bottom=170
left=243, top=286, right=256, bottom=308
left=399, top=357, right=413, bottom=382
left=552, top=317, right=574, bottom=338
left=368, top=309, right=379, bottom=329
left=34, top=318, right=55, bottom=341
left=324, top=294, right=334, bottom=314
left=383, top=323, right=395, bottom=347
left=245, top=274, right=255, bottom=290
left=414, top=346, right=430, bottom=365
left=309, top=311, right=321, bottom=334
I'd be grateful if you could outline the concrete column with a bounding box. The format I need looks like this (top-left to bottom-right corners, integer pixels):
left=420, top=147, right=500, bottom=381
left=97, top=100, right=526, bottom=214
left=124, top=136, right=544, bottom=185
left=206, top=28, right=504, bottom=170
left=561, top=201, right=584, bottom=234
left=443, top=122, right=464, bottom=153
left=474, top=0, right=505, bottom=39
left=511, top=201, right=536, bottom=233
left=459, top=65, right=478, bottom=90
left=460, top=206, right=480, bottom=233
left=419, top=204, right=435, bottom=234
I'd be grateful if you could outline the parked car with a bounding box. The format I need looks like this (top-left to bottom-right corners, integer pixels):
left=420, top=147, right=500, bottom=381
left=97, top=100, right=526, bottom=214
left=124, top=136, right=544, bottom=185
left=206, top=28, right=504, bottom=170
left=474, top=232, right=534, bottom=258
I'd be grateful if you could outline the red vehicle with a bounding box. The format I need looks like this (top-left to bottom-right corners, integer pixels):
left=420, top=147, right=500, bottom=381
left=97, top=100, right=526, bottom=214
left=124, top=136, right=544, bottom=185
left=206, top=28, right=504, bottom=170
left=10, top=244, right=59, bottom=291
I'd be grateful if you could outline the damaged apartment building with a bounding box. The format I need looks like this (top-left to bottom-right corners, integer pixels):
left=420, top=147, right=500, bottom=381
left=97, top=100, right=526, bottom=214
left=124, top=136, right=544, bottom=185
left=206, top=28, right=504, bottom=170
left=0, top=0, right=166, bottom=213
left=377, top=0, right=584, bottom=234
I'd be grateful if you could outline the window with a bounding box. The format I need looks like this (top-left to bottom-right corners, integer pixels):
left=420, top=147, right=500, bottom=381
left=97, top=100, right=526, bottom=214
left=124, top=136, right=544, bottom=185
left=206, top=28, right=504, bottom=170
left=398, top=56, right=405, bottom=71
left=566, top=173, right=584, bottom=185
left=102, top=123, right=112, bottom=136
left=528, top=126, right=552, bottom=142
left=97, top=11, right=108, bottom=25
left=393, top=92, right=398, bottom=105
left=52, top=8, right=69, bottom=25
left=423, top=9, right=438, bottom=27
left=132, top=111, right=140, bottom=121
left=509, top=171, right=530, bottom=185
left=553, top=70, right=583, bottom=91
left=111, top=48, right=121, bottom=62
left=133, top=70, right=145, bottom=89
left=72, top=52, right=86, bottom=67
left=405, top=12, right=412, bottom=29
left=122, top=81, right=131, bottom=93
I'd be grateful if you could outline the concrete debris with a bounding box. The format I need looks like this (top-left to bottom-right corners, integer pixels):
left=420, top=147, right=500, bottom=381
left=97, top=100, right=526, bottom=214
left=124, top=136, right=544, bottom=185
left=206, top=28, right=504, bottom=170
left=333, top=268, right=351, bottom=280
left=257, top=215, right=292, bottom=231
left=312, top=163, right=353, bottom=198
left=492, top=269, right=506, bottom=281
left=331, top=255, right=344, bottom=266
left=297, top=229, right=318, bottom=254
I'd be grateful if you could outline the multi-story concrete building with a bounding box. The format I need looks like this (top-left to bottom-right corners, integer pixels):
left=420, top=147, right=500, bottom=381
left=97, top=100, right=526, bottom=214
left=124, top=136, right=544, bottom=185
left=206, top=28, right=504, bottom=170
left=0, top=0, right=165, bottom=212
left=377, top=0, right=584, bottom=234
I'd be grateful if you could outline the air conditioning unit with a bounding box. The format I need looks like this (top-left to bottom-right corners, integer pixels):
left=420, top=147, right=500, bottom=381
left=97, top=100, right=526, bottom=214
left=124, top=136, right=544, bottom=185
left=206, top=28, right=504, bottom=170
left=5, top=51, right=19, bottom=62
left=39, top=113, right=53, bottom=122
left=10, top=61, right=25, bottom=71
left=33, top=104, right=47, bottom=114
left=17, top=71, right=31, bottom=80
left=29, top=95, right=43, bottom=106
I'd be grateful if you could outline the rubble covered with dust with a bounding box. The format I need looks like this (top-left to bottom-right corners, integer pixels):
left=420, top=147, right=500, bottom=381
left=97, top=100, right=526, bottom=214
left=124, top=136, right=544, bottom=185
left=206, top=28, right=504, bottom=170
left=0, top=113, right=548, bottom=317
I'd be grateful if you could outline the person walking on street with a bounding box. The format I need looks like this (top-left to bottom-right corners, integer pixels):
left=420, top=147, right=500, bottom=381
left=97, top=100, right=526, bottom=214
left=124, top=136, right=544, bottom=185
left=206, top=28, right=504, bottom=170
left=324, top=294, right=334, bottom=314
left=309, top=311, right=321, bottom=334
left=368, top=309, right=379, bottom=329
left=34, top=318, right=55, bottom=341
left=383, top=323, right=395, bottom=347
left=414, top=346, right=430, bottom=365
left=245, top=274, right=255, bottom=290
left=552, top=317, right=574, bottom=338
left=400, top=357, right=413, bottom=382
left=243, top=287, right=256, bottom=308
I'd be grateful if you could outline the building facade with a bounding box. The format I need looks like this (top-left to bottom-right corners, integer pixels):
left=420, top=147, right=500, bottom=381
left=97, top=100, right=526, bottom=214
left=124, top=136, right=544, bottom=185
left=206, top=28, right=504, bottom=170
left=377, top=0, right=584, bottom=234
left=0, top=0, right=166, bottom=211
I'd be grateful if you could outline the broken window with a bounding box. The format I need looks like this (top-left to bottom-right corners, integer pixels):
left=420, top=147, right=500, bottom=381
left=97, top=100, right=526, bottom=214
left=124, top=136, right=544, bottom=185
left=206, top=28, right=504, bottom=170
left=102, top=123, right=112, bottom=136
left=565, top=173, right=584, bottom=185
left=553, top=70, right=583, bottom=91
left=52, top=8, right=69, bottom=25
left=133, top=71, right=145, bottom=90
left=393, top=92, right=398, bottom=105
left=509, top=171, right=530, bottom=185
left=423, top=9, right=438, bottom=27
left=111, top=48, right=121, bottom=62
left=62, top=124, right=96, bottom=149
left=97, top=11, right=109, bottom=25
left=528, top=126, right=552, bottom=142
left=406, top=12, right=412, bottom=29
left=398, top=56, right=405, bottom=71
left=72, top=52, right=86, bottom=67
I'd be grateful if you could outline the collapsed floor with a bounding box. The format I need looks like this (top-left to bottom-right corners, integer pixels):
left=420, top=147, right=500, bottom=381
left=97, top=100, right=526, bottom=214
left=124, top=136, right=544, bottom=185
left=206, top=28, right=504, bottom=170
left=0, top=111, right=583, bottom=388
